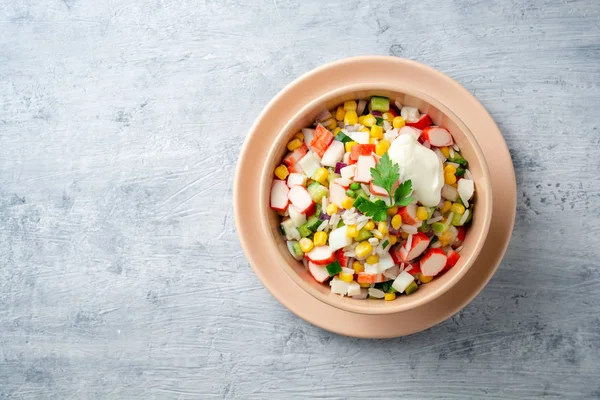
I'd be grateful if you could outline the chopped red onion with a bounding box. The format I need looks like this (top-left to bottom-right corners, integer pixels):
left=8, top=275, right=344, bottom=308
left=334, top=162, right=347, bottom=174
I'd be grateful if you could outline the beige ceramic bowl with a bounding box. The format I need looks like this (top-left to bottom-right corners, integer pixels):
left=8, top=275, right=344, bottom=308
left=240, top=57, right=494, bottom=317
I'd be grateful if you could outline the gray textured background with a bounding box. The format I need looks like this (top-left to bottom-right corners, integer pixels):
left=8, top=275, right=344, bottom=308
left=1, top=0, right=599, bottom=398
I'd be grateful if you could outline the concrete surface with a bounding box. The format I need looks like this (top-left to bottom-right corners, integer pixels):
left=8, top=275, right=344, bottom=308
left=1, top=0, right=599, bottom=398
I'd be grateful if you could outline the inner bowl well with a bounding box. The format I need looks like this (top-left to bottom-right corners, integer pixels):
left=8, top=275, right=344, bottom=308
left=259, top=84, right=492, bottom=315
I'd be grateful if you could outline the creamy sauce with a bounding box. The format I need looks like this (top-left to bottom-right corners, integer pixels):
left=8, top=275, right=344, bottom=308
left=387, top=134, right=444, bottom=207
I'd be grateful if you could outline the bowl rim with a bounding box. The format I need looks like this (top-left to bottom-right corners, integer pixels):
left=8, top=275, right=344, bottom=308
left=257, top=80, right=493, bottom=315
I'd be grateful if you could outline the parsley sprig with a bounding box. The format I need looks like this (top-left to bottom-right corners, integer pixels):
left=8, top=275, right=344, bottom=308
left=353, top=153, right=414, bottom=221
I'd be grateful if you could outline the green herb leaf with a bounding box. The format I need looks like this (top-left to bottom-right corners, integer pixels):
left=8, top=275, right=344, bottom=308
left=370, top=153, right=399, bottom=199
left=354, top=198, right=389, bottom=221
left=393, top=180, right=413, bottom=206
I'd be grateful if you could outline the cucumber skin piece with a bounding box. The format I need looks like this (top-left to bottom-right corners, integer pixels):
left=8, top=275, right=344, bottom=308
left=355, top=228, right=372, bottom=242
left=334, top=132, right=353, bottom=143
left=326, top=260, right=342, bottom=276
left=405, top=281, right=419, bottom=295
left=298, top=223, right=312, bottom=238
left=370, top=96, right=390, bottom=112
left=287, top=241, right=304, bottom=260
left=306, top=181, right=329, bottom=203
left=306, top=215, right=322, bottom=231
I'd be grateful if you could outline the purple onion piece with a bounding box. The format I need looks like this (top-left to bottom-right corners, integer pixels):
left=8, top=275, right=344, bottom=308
left=334, top=162, right=347, bottom=174
left=388, top=227, right=400, bottom=236
left=319, top=212, right=331, bottom=221
left=371, top=110, right=383, bottom=117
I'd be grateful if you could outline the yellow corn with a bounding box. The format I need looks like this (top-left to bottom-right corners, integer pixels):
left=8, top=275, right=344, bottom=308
left=444, top=164, right=457, bottom=174
left=383, top=112, right=394, bottom=121
left=326, top=203, right=338, bottom=215
left=363, top=220, right=375, bottom=231
left=335, top=106, right=346, bottom=121
left=339, top=272, right=354, bottom=282
left=344, top=110, right=358, bottom=126
left=294, top=132, right=304, bottom=142
left=362, top=114, right=377, bottom=127
left=343, top=100, right=357, bottom=111
left=323, top=117, right=337, bottom=130
left=392, top=116, right=406, bottom=129
left=420, top=274, right=434, bottom=283
left=359, top=282, right=371, bottom=288
left=299, top=238, right=314, bottom=253
left=313, top=231, right=328, bottom=247
left=287, top=139, right=303, bottom=151
left=391, top=214, right=402, bottom=230
left=375, top=142, right=386, bottom=156
left=378, top=221, right=389, bottom=235
left=384, top=292, right=397, bottom=301
left=355, top=241, right=373, bottom=258
left=333, top=127, right=341, bottom=135
left=440, top=231, right=453, bottom=246
left=416, top=206, right=429, bottom=221
left=451, top=203, right=465, bottom=215
left=379, top=139, right=391, bottom=151
left=441, top=200, right=452, bottom=214
left=314, top=167, right=329, bottom=185
left=388, top=235, right=398, bottom=245
left=387, top=206, right=398, bottom=216
left=362, top=127, right=371, bottom=133
left=370, top=125, right=383, bottom=139
left=444, top=172, right=457, bottom=185
left=342, top=196, right=354, bottom=210
left=345, top=141, right=358, bottom=153
left=352, top=261, right=365, bottom=273
left=440, top=146, right=450, bottom=158
left=346, top=224, right=359, bottom=238
left=400, top=232, right=409, bottom=239
left=369, top=137, right=377, bottom=144
left=366, top=254, right=379, bottom=265
left=274, top=165, right=289, bottom=180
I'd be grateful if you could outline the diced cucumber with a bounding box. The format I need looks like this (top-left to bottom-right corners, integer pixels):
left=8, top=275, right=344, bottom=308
left=465, top=206, right=473, bottom=223
left=375, top=280, right=396, bottom=293
left=370, top=96, right=390, bottom=112
left=376, top=117, right=384, bottom=126
left=419, top=222, right=430, bottom=232
left=326, top=260, right=342, bottom=276
left=455, top=166, right=466, bottom=177
left=350, top=182, right=360, bottom=191
left=449, top=152, right=468, bottom=166
left=355, top=228, right=372, bottom=242
left=346, top=189, right=357, bottom=198
left=312, top=204, right=322, bottom=218
left=281, top=219, right=298, bottom=240
left=287, top=241, right=304, bottom=261
left=405, top=281, right=419, bottom=295
left=298, top=223, right=313, bottom=238
left=327, top=172, right=340, bottom=184
left=306, top=215, right=322, bottom=231
left=430, top=235, right=438, bottom=244
left=381, top=240, right=389, bottom=249
left=337, top=220, right=345, bottom=228
left=432, top=222, right=447, bottom=234
left=306, top=181, right=329, bottom=203
left=451, top=212, right=464, bottom=226
left=334, top=131, right=353, bottom=143
left=352, top=196, right=368, bottom=209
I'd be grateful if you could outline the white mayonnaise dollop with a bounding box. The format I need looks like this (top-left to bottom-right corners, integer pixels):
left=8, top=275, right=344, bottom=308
left=387, top=134, right=444, bottom=207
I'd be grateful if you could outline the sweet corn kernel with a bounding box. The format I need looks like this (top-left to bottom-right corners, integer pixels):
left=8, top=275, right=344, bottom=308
left=362, top=127, right=371, bottom=133
left=416, top=206, right=429, bottom=221
left=451, top=203, right=466, bottom=215
left=440, top=146, right=450, bottom=158
left=375, top=142, right=387, bottom=155
left=392, top=116, right=406, bottom=129
left=352, top=261, right=365, bottom=273
left=287, top=139, right=303, bottom=151
left=370, top=125, right=383, bottom=139
left=313, top=231, right=328, bottom=247
left=326, top=203, right=338, bottom=215
left=388, top=235, right=398, bottom=245
left=420, top=274, right=434, bottom=283
left=440, top=231, right=453, bottom=246
left=343, top=100, right=357, bottom=111
left=359, top=282, right=371, bottom=288
left=369, top=138, right=377, bottom=145
left=366, top=255, right=379, bottom=265
left=342, top=196, right=355, bottom=210
left=345, top=141, right=358, bottom=153
left=323, top=117, right=337, bottom=130
left=441, top=201, right=452, bottom=214
left=355, top=242, right=373, bottom=258
left=379, top=139, right=391, bottom=151
left=401, top=232, right=409, bottom=239
left=383, top=112, right=394, bottom=121
left=339, top=272, right=354, bottom=283
left=363, top=221, right=375, bottom=231
left=444, top=172, right=457, bottom=185
left=335, top=106, right=346, bottom=121
left=274, top=165, right=289, bottom=180
left=384, top=292, right=397, bottom=301
left=333, top=127, right=341, bottom=135
left=346, top=225, right=359, bottom=238
left=387, top=206, right=399, bottom=215
left=299, top=238, right=314, bottom=253
left=344, top=110, right=358, bottom=126
left=361, top=114, right=377, bottom=127
left=391, top=214, right=403, bottom=230
left=314, top=167, right=329, bottom=184
left=294, top=132, right=304, bottom=142
left=377, top=221, right=389, bottom=235
left=444, top=164, right=457, bottom=174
